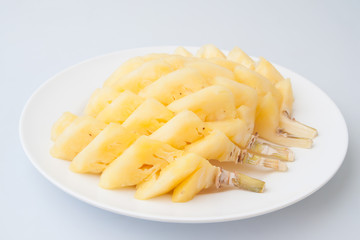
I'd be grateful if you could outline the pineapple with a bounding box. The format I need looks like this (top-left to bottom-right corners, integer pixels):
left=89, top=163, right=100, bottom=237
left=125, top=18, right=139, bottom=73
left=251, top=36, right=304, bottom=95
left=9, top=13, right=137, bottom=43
left=139, top=68, right=209, bottom=105
left=99, top=136, right=182, bottom=189
left=84, top=87, right=121, bottom=117
left=103, top=54, right=170, bottom=87
left=122, top=98, right=174, bottom=135
left=255, top=92, right=312, bottom=148
left=255, top=57, right=285, bottom=84
left=51, top=112, right=77, bottom=141
left=207, top=58, right=240, bottom=72
left=135, top=153, right=202, bottom=200
left=174, top=46, right=193, bottom=57
left=96, top=90, right=144, bottom=124
left=167, top=85, right=237, bottom=121
left=112, top=58, right=176, bottom=93
left=70, top=123, right=138, bottom=174
left=172, top=159, right=218, bottom=202
left=227, top=46, right=255, bottom=69
left=50, top=116, right=107, bottom=160
left=184, top=61, right=235, bottom=80
left=150, top=110, right=206, bottom=149
left=196, top=44, right=226, bottom=59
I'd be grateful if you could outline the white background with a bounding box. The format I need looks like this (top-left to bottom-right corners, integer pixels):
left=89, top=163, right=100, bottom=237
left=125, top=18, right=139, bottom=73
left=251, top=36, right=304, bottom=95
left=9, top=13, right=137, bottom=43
left=1, top=0, right=359, bottom=239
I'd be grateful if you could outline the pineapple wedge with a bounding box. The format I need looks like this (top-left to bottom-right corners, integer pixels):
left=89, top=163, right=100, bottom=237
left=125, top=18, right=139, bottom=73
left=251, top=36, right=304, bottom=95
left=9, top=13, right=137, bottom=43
left=135, top=153, right=202, bottom=200
left=112, top=58, right=176, bottom=93
left=255, top=57, right=285, bottom=84
left=84, top=87, right=121, bottom=117
left=139, top=68, right=209, bottom=105
left=96, top=90, right=144, bottom=124
left=174, top=47, right=193, bottom=57
left=122, top=98, right=174, bottom=135
left=196, top=44, right=226, bottom=59
left=50, top=116, right=107, bottom=160
left=70, top=123, right=138, bottom=174
left=167, top=85, right=237, bottom=121
left=184, top=61, right=235, bottom=80
left=99, top=136, right=182, bottom=189
left=51, top=112, right=77, bottom=141
left=150, top=110, right=206, bottom=149
left=227, top=46, right=255, bottom=69
left=172, top=159, right=218, bottom=202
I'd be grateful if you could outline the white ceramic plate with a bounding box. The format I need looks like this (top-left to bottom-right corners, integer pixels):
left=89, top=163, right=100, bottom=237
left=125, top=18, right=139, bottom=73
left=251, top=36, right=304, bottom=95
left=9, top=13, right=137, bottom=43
left=20, top=46, right=348, bottom=223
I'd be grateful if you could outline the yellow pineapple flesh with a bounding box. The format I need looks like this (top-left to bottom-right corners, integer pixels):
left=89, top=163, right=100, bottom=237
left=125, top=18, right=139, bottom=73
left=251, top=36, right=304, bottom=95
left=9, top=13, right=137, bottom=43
left=51, top=112, right=77, bottom=141
left=84, top=87, right=120, bottom=117
left=227, top=46, right=255, bottom=69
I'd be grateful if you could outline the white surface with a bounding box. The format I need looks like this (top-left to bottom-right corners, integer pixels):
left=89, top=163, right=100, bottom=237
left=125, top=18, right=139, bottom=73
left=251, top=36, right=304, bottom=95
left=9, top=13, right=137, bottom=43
left=1, top=0, right=359, bottom=238
left=20, top=46, right=348, bottom=223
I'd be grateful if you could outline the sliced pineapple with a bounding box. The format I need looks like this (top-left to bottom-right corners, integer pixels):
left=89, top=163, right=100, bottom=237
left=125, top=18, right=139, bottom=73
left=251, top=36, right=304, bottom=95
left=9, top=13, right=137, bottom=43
left=227, top=46, right=255, bottom=69
left=96, top=90, right=144, bottom=124
left=139, top=68, right=209, bottom=105
left=167, top=85, right=237, bottom=121
left=99, top=136, right=182, bottom=189
left=255, top=57, right=284, bottom=84
left=174, top=46, right=193, bottom=57
left=70, top=123, right=138, bottom=174
left=122, top=98, right=174, bottom=135
left=184, top=61, right=235, bottom=80
left=150, top=110, right=206, bottom=149
left=51, top=112, right=77, bottom=141
left=196, top=44, right=226, bottom=59
left=50, top=116, right=107, bottom=161
left=135, top=153, right=202, bottom=200
left=84, top=87, right=121, bottom=117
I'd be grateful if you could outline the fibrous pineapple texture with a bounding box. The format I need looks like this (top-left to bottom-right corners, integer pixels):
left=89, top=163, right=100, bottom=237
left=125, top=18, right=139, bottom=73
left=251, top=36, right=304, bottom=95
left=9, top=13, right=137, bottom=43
left=50, top=45, right=317, bottom=202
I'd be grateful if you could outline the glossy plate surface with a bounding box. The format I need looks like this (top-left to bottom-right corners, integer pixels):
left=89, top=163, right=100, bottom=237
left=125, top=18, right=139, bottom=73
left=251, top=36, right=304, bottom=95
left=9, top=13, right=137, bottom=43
left=20, top=47, right=348, bottom=223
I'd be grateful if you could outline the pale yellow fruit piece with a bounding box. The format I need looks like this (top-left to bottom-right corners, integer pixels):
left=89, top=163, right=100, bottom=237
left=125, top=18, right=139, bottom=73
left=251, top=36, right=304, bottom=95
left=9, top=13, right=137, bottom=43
left=112, top=58, right=176, bottom=93
left=135, top=153, right=202, bottom=200
left=196, top=44, right=226, bottom=59
left=207, top=58, right=240, bottom=72
left=103, top=54, right=170, bottom=87
left=234, top=65, right=282, bottom=105
left=172, top=160, right=218, bottom=202
left=236, top=105, right=255, bottom=133
left=99, top=136, right=182, bottom=189
left=150, top=110, right=205, bottom=149
left=96, top=90, right=144, bottom=124
left=255, top=57, right=284, bottom=84
left=205, top=118, right=252, bottom=148
left=122, top=98, right=174, bottom=135
left=185, top=129, right=240, bottom=163
left=167, top=85, right=236, bottom=121
left=227, top=46, right=255, bottom=69
left=213, top=76, right=258, bottom=109
left=50, top=116, right=107, bottom=161
left=51, top=112, right=77, bottom=141
left=84, top=87, right=121, bottom=117
left=139, top=68, right=209, bottom=105
left=275, top=78, right=294, bottom=115
left=70, top=123, right=138, bottom=174
left=184, top=61, right=235, bottom=80
left=174, top=46, right=193, bottom=57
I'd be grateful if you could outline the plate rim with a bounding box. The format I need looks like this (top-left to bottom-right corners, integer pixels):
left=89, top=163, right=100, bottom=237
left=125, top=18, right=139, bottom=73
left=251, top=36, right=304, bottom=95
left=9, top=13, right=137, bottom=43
left=19, top=46, right=349, bottom=223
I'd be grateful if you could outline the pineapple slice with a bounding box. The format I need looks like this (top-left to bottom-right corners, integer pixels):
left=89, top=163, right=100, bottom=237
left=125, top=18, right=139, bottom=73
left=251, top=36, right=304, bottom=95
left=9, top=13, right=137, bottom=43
left=70, top=123, right=138, bottom=174
left=255, top=92, right=312, bottom=148
left=174, top=46, right=193, bottom=57
left=207, top=58, right=240, bottom=72
left=50, top=116, right=107, bottom=161
left=96, top=90, right=144, bottom=124
left=255, top=57, right=284, bottom=84
left=150, top=110, right=206, bottom=149
left=167, top=85, right=237, bottom=121
left=99, top=136, right=182, bottom=189
left=172, top=159, right=218, bottom=202
left=51, top=112, right=77, bottom=141
left=84, top=87, right=121, bottom=117
left=135, top=153, right=202, bottom=200
left=139, top=68, right=209, bottom=105
left=196, top=44, right=226, bottom=59
left=227, top=46, right=255, bottom=69
left=112, top=58, right=176, bottom=93
left=184, top=61, right=235, bottom=80
left=103, top=54, right=170, bottom=87
left=122, top=98, right=174, bottom=135
left=205, top=119, right=252, bottom=149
